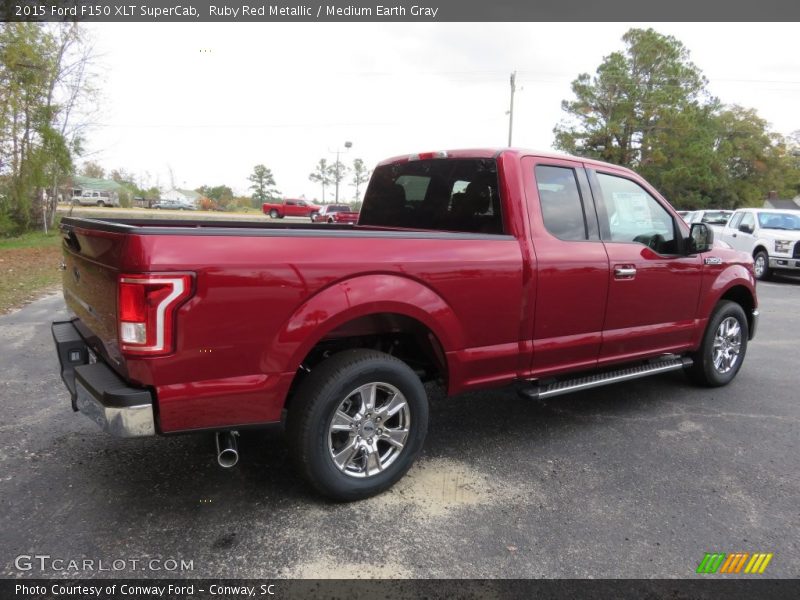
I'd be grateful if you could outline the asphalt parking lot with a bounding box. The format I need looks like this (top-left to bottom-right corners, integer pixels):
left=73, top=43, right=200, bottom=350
left=2, top=279, right=798, bottom=579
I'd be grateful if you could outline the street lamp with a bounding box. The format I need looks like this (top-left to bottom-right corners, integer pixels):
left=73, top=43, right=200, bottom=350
left=331, top=141, right=352, bottom=203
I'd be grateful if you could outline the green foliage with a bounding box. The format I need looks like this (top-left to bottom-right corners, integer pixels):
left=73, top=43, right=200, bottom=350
left=0, top=23, right=93, bottom=231
left=553, top=27, right=800, bottom=208
left=197, top=184, right=235, bottom=209
left=248, top=164, right=279, bottom=205
left=309, top=159, right=332, bottom=203
left=350, top=158, right=371, bottom=201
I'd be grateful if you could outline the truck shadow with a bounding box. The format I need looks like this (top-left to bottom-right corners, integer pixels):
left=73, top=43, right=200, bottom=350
left=63, top=370, right=702, bottom=508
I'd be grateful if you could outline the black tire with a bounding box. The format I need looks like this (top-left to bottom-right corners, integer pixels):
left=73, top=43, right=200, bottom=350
left=96, top=201, right=105, bottom=207
left=687, top=300, right=749, bottom=387
left=269, top=209, right=279, bottom=219
left=327, top=218, right=334, bottom=224
left=286, top=349, right=429, bottom=501
left=753, top=249, right=771, bottom=281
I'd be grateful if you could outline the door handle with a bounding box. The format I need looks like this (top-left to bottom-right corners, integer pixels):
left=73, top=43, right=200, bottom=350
left=732, top=233, right=737, bottom=237
left=614, top=266, right=637, bottom=279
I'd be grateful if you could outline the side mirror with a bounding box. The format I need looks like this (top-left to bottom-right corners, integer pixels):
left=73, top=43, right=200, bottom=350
left=689, top=223, right=714, bottom=254
left=739, top=223, right=754, bottom=234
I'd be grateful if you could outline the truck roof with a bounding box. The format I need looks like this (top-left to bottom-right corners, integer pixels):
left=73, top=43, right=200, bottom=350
left=375, top=148, right=638, bottom=178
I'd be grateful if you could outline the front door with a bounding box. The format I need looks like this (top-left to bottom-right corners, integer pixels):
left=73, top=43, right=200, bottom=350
left=589, top=169, right=704, bottom=365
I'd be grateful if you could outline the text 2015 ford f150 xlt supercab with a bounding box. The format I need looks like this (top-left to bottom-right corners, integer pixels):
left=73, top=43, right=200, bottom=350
left=52, top=149, right=758, bottom=500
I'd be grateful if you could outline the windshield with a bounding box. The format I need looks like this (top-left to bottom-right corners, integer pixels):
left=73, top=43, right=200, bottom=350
left=758, top=212, right=800, bottom=230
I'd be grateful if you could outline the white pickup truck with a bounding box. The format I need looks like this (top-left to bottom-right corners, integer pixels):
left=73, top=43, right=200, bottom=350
left=718, top=208, right=800, bottom=280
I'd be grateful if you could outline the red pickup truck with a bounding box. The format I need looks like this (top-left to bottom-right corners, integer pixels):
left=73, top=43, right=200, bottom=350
left=310, top=204, right=360, bottom=224
left=262, top=198, right=320, bottom=218
left=52, top=149, right=758, bottom=500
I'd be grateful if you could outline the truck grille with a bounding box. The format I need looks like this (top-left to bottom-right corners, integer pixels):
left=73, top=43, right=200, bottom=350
left=794, top=241, right=800, bottom=258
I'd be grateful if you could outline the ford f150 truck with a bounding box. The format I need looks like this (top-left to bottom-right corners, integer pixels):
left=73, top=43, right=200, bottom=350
left=52, top=149, right=758, bottom=500
left=718, top=207, right=800, bottom=280
left=262, top=198, right=320, bottom=219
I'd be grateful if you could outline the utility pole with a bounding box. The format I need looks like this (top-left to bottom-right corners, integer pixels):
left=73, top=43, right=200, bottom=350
left=330, top=141, right=352, bottom=203
left=507, top=71, right=516, bottom=147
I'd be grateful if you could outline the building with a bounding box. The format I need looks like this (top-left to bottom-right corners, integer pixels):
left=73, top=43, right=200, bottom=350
left=763, top=191, right=800, bottom=210
left=161, top=188, right=202, bottom=208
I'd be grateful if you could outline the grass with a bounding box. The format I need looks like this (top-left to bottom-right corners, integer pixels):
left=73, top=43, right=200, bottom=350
left=0, top=230, right=63, bottom=315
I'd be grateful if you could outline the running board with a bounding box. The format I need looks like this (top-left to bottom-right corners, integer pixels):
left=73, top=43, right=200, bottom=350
left=518, top=357, right=693, bottom=400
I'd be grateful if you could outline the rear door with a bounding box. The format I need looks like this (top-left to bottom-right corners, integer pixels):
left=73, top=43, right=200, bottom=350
left=589, top=169, right=703, bottom=364
left=523, top=157, right=610, bottom=377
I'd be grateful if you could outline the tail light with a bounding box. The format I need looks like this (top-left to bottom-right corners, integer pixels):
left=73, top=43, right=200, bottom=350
left=118, top=274, right=193, bottom=355
left=408, top=151, right=448, bottom=161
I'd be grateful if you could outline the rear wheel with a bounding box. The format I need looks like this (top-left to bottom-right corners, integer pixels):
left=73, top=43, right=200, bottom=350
left=269, top=209, right=279, bottom=219
left=96, top=201, right=105, bottom=207
left=287, top=349, right=429, bottom=501
left=687, top=300, right=748, bottom=387
left=753, top=250, right=770, bottom=281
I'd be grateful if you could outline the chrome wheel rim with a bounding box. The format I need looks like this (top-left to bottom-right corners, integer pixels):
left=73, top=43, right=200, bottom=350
left=328, top=382, right=411, bottom=478
left=712, top=316, right=742, bottom=374
left=754, top=254, right=766, bottom=278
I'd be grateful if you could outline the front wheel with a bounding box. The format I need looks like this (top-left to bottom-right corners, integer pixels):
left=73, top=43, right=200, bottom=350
left=753, top=250, right=770, bottom=281
left=287, top=349, right=429, bottom=501
left=687, top=300, right=749, bottom=387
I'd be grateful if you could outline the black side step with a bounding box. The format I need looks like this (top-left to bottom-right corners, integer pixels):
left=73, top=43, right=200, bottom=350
left=518, top=357, right=693, bottom=400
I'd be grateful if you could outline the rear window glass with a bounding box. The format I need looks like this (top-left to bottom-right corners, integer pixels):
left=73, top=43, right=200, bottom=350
left=359, top=158, right=504, bottom=234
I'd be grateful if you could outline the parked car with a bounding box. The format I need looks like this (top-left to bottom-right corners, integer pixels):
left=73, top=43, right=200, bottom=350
left=311, top=204, right=360, bottom=224
left=718, top=208, right=800, bottom=280
left=70, top=190, right=119, bottom=207
left=52, top=148, right=757, bottom=501
left=677, top=210, right=693, bottom=222
left=262, top=198, right=320, bottom=218
left=686, top=210, right=733, bottom=233
left=152, top=199, right=196, bottom=210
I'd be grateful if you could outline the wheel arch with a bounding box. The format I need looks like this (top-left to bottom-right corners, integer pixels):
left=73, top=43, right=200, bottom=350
left=264, top=274, right=464, bottom=403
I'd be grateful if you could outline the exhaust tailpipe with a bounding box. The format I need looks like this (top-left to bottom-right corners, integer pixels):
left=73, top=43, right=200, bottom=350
left=215, top=431, right=239, bottom=468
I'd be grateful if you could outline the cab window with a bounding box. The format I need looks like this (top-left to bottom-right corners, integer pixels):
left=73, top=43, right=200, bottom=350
left=535, top=165, right=588, bottom=241
left=596, top=173, right=677, bottom=254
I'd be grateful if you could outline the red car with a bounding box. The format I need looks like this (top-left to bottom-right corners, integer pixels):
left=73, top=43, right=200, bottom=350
left=310, top=204, right=359, bottom=224
left=262, top=198, right=320, bottom=218
left=52, top=148, right=757, bottom=500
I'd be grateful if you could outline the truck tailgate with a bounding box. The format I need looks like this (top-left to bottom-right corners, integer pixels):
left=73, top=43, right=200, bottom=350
left=60, top=224, right=128, bottom=371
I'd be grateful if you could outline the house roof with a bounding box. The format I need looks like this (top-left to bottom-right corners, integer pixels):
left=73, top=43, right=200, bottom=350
left=175, top=189, right=201, bottom=200
left=764, top=198, right=800, bottom=210
left=72, top=176, right=123, bottom=191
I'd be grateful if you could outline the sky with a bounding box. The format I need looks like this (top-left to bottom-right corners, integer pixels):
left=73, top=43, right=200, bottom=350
left=82, top=23, right=800, bottom=201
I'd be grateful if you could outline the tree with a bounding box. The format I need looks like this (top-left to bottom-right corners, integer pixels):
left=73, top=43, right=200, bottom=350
left=197, top=184, right=234, bottom=209
left=329, top=158, right=349, bottom=202
left=553, top=27, right=800, bottom=208
left=81, top=160, right=105, bottom=179
left=554, top=28, right=708, bottom=168
left=308, top=158, right=332, bottom=203
left=0, top=23, right=97, bottom=234
left=349, top=158, right=371, bottom=201
left=248, top=164, right=279, bottom=205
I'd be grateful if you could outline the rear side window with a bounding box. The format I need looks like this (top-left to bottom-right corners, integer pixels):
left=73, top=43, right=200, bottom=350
left=535, top=165, right=588, bottom=241
left=359, top=158, right=505, bottom=234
